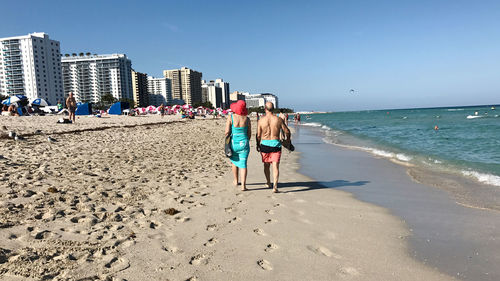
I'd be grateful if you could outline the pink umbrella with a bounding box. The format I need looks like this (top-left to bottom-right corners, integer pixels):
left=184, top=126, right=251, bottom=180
left=146, top=105, right=157, bottom=113
left=182, top=104, right=192, bottom=109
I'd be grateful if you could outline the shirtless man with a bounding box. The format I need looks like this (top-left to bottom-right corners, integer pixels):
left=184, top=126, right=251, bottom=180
left=66, top=92, right=77, bottom=123
left=257, top=102, right=291, bottom=193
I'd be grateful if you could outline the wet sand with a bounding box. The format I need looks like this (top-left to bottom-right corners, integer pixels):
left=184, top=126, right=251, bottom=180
left=0, top=116, right=457, bottom=280
left=294, top=125, right=500, bottom=281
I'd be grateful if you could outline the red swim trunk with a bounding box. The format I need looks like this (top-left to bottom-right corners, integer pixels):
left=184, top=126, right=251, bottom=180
left=261, top=151, right=281, bottom=163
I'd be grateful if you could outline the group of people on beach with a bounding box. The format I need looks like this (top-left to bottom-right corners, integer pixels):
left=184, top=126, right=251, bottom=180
left=225, top=100, right=291, bottom=193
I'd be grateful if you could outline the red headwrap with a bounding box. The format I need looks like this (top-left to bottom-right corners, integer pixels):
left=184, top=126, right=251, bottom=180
left=230, top=100, right=248, bottom=116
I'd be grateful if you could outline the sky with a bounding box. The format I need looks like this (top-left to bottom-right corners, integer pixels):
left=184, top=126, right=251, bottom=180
left=1, top=0, right=500, bottom=111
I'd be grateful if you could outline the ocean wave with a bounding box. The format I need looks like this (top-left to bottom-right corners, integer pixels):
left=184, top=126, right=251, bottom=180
left=301, top=122, right=322, bottom=127
left=466, top=115, right=484, bottom=119
left=447, top=108, right=464, bottom=111
left=321, top=125, right=331, bottom=130
left=369, top=149, right=413, bottom=162
left=462, top=171, right=500, bottom=187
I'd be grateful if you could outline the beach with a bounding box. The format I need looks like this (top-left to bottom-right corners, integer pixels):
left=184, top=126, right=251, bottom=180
left=0, top=115, right=462, bottom=280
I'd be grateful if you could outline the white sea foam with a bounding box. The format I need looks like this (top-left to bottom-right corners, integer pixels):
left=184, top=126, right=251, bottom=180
left=466, top=115, right=483, bottom=119
left=321, top=125, right=331, bottom=130
left=462, top=171, right=500, bottom=187
left=396, top=153, right=413, bottom=162
left=302, top=122, right=322, bottom=127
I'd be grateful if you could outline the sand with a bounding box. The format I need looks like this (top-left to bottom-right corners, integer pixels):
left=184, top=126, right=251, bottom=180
left=0, top=115, right=455, bottom=280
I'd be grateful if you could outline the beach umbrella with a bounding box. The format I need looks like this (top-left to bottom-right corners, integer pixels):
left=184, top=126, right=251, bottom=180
left=182, top=104, right=192, bottom=109
left=146, top=105, right=157, bottom=113
left=2, top=95, right=27, bottom=105
left=30, top=98, right=51, bottom=107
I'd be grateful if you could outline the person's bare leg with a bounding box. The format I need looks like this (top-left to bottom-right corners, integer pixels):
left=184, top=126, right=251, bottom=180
left=241, top=168, right=248, bottom=191
left=232, top=164, right=239, bottom=186
left=264, top=163, right=271, bottom=188
left=272, top=162, right=280, bottom=193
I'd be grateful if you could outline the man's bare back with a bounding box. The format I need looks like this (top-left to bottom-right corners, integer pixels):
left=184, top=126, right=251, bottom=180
left=258, top=114, right=289, bottom=141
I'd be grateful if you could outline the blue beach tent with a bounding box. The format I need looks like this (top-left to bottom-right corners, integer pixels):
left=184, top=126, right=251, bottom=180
left=75, top=103, right=92, bottom=115
left=108, top=102, right=129, bottom=115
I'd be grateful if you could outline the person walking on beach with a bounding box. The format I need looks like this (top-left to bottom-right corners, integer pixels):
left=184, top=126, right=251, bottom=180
left=225, top=100, right=251, bottom=191
left=257, top=102, right=290, bottom=193
left=66, top=92, right=77, bottom=123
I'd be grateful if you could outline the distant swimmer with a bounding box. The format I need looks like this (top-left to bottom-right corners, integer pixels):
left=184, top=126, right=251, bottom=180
left=474, top=111, right=479, bottom=116
left=434, top=125, right=439, bottom=131
left=350, top=89, right=355, bottom=94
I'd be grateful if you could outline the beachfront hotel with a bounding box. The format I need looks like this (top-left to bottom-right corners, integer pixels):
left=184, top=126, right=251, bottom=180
left=201, top=80, right=223, bottom=108
left=61, top=53, right=133, bottom=103
left=131, top=70, right=149, bottom=107
left=163, top=67, right=202, bottom=105
left=243, top=92, right=279, bottom=108
left=0, top=32, right=64, bottom=104
left=214, top=78, right=230, bottom=108
left=147, top=76, right=172, bottom=106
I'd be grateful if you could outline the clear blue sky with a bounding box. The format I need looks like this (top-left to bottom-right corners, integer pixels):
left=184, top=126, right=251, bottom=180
left=2, top=0, right=500, bottom=111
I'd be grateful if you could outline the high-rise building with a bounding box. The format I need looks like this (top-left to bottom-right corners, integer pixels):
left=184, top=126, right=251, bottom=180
left=229, top=91, right=245, bottom=103
left=214, top=78, right=230, bottom=109
left=201, top=80, right=222, bottom=108
left=147, top=76, right=172, bottom=106
left=61, top=53, right=132, bottom=103
left=131, top=70, right=149, bottom=107
left=0, top=32, right=64, bottom=104
left=243, top=92, right=279, bottom=108
left=163, top=67, right=202, bottom=105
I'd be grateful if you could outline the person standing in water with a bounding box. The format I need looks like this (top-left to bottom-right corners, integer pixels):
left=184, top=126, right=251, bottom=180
left=225, top=100, right=251, bottom=191
left=257, top=102, right=290, bottom=193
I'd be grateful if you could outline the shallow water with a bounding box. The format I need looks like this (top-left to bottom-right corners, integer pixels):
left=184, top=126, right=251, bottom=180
left=300, top=105, right=500, bottom=186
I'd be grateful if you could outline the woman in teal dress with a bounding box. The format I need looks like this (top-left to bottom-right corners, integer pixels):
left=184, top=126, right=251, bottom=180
left=225, top=100, right=251, bottom=191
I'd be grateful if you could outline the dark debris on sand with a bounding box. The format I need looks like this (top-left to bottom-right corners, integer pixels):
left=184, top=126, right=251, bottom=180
left=165, top=208, right=180, bottom=215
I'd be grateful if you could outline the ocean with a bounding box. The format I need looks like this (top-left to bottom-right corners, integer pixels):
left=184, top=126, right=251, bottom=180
left=299, top=105, right=500, bottom=187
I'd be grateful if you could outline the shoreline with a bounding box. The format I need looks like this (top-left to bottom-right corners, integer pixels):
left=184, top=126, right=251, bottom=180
left=293, top=124, right=500, bottom=281
left=300, top=121, right=500, bottom=211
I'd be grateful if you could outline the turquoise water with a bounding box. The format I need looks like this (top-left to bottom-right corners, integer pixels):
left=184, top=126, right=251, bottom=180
left=300, top=105, right=500, bottom=186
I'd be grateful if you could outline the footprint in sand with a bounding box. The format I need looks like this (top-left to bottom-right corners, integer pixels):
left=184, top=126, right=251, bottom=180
left=253, top=228, right=266, bottom=236
left=257, top=259, right=273, bottom=270
left=175, top=216, right=190, bottom=223
left=104, top=256, right=130, bottom=272
left=162, top=245, right=181, bottom=253
left=264, top=218, right=277, bottom=224
left=189, top=254, right=208, bottom=265
left=306, top=245, right=341, bottom=259
left=264, top=209, right=274, bottom=215
left=203, top=238, right=218, bottom=247
left=264, top=244, right=278, bottom=252
left=228, top=217, right=241, bottom=223
left=224, top=207, right=233, bottom=213
left=206, top=224, right=217, bottom=231
left=337, top=266, right=360, bottom=277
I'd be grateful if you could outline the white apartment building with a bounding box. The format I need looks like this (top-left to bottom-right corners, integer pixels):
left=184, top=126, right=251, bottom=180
left=61, top=54, right=132, bottom=103
left=201, top=80, right=222, bottom=108
left=0, top=32, right=64, bottom=104
left=243, top=92, right=279, bottom=108
left=214, top=78, right=230, bottom=108
left=147, top=76, right=172, bottom=106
